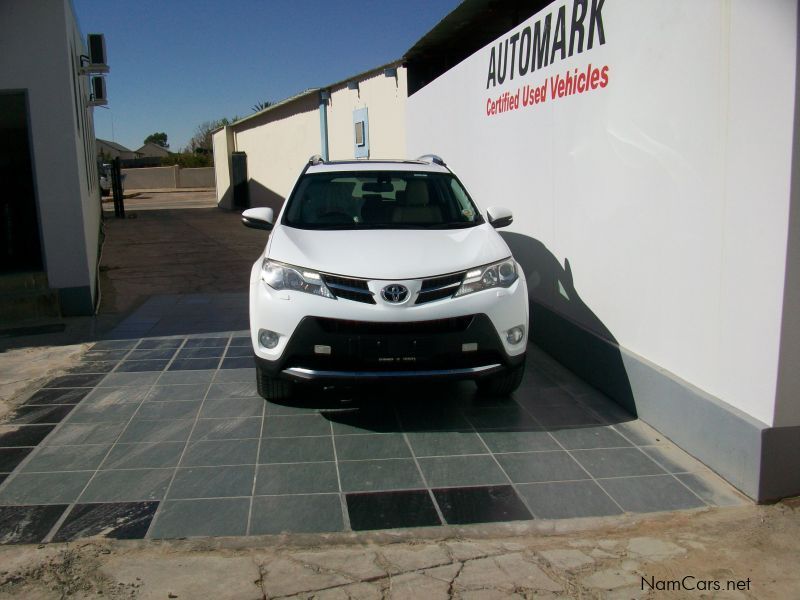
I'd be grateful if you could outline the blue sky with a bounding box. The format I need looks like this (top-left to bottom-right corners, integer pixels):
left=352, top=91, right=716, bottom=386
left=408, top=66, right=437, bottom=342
left=73, top=0, right=459, bottom=151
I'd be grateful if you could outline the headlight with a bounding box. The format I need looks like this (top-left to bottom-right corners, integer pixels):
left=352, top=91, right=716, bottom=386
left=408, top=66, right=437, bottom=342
left=261, top=259, right=335, bottom=299
left=454, top=258, right=518, bottom=297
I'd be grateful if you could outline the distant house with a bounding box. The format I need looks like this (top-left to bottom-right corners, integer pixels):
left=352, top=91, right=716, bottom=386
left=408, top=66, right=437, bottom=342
left=96, top=138, right=141, bottom=161
left=136, top=142, right=170, bottom=159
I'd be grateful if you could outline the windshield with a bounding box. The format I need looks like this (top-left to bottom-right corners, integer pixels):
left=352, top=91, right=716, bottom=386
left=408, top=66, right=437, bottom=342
left=282, top=171, right=484, bottom=230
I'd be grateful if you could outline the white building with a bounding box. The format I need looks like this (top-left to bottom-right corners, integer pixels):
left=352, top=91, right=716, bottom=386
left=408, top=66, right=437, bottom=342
left=213, top=62, right=406, bottom=211
left=406, top=0, right=800, bottom=501
left=0, top=0, right=103, bottom=316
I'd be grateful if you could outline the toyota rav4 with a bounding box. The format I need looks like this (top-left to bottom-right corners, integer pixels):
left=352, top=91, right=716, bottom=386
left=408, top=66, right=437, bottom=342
left=242, top=155, right=529, bottom=400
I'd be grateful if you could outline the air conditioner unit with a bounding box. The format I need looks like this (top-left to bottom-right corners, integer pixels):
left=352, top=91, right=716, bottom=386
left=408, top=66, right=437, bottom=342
left=89, top=76, right=108, bottom=106
left=82, top=33, right=109, bottom=73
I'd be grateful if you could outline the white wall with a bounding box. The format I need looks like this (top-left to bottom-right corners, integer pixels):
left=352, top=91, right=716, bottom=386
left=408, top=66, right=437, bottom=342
left=0, top=0, right=100, bottom=312
left=327, top=68, right=407, bottom=160
left=408, top=0, right=798, bottom=426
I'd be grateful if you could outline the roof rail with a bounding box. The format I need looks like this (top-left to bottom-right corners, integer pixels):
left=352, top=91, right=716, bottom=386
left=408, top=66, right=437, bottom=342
left=416, top=154, right=446, bottom=167
left=308, top=154, right=325, bottom=166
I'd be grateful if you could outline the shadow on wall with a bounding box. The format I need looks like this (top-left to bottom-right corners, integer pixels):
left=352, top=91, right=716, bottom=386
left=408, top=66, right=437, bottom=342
left=247, top=179, right=286, bottom=214
left=501, top=231, right=636, bottom=415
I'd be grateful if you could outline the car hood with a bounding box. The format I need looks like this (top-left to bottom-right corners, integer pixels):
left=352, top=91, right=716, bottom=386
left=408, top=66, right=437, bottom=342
left=266, top=224, right=511, bottom=279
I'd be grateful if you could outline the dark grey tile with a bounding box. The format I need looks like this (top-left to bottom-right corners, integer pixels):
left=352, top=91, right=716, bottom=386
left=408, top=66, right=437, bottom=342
left=434, top=485, right=532, bottom=525
left=23, top=388, right=90, bottom=406
left=66, top=361, right=118, bottom=374
left=136, top=401, right=201, bottom=421
left=255, top=462, right=339, bottom=495
left=551, top=426, right=634, bottom=450
left=406, top=431, right=488, bottom=457
left=463, top=406, right=537, bottom=430
left=150, top=498, right=249, bottom=538
left=191, top=418, right=261, bottom=441
left=263, top=415, right=332, bottom=438
left=0, top=425, right=55, bottom=447
left=145, top=384, right=208, bottom=402
left=177, top=347, right=225, bottom=360
left=675, top=473, right=747, bottom=507
left=0, top=471, right=93, bottom=504
left=0, top=505, right=69, bottom=544
left=184, top=337, right=229, bottom=348
left=137, top=338, right=184, bottom=350
left=43, top=374, right=105, bottom=388
left=329, top=409, right=400, bottom=434
left=495, top=451, right=589, bottom=483
left=182, top=439, right=259, bottom=467
left=335, top=434, right=410, bottom=460
left=213, top=368, right=256, bottom=383
left=640, top=446, right=706, bottom=474
left=517, top=480, right=623, bottom=519
left=528, top=405, right=603, bottom=427
left=168, top=465, right=255, bottom=499
left=206, top=382, right=259, bottom=400
left=68, top=401, right=141, bottom=423
left=83, top=349, right=130, bottom=362
left=611, top=421, right=667, bottom=446
left=92, top=340, right=138, bottom=351
left=82, top=387, right=150, bottom=405
left=0, top=447, right=33, bottom=473
left=157, top=370, right=215, bottom=385
left=338, top=459, right=423, bottom=492
left=346, top=490, right=440, bottom=531
left=115, top=360, right=170, bottom=373
left=118, top=420, right=194, bottom=444
left=53, top=501, right=159, bottom=541
left=169, top=358, right=221, bottom=371
left=258, top=437, right=333, bottom=464
left=224, top=346, right=253, bottom=358
left=519, top=387, right=579, bottom=407
left=250, top=494, right=344, bottom=534
left=127, top=349, right=178, bottom=361
left=45, top=422, right=126, bottom=446
left=100, top=372, right=160, bottom=387
left=23, top=444, right=110, bottom=472
left=6, top=405, right=74, bottom=425
left=571, top=448, right=666, bottom=478
left=200, top=397, right=264, bottom=419
left=396, top=409, right=470, bottom=432
left=101, top=442, right=185, bottom=469
left=229, top=336, right=251, bottom=347
left=221, top=357, right=255, bottom=369
left=479, top=429, right=560, bottom=453
left=418, top=455, right=507, bottom=488
left=599, top=475, right=706, bottom=512
left=79, top=468, right=173, bottom=502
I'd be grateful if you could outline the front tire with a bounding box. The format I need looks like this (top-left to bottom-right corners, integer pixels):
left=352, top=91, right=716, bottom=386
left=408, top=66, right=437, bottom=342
left=476, top=363, right=525, bottom=396
left=256, top=365, right=293, bottom=401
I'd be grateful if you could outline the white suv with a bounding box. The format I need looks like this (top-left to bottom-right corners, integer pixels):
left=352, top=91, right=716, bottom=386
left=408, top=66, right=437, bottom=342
left=242, top=155, right=529, bottom=400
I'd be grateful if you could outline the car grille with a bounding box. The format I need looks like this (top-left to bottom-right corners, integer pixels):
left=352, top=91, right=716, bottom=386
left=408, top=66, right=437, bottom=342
left=322, top=274, right=375, bottom=304
left=315, top=316, right=474, bottom=335
left=415, top=272, right=465, bottom=304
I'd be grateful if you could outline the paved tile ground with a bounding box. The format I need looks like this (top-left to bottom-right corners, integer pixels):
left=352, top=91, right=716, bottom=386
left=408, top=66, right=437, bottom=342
left=0, top=322, right=747, bottom=544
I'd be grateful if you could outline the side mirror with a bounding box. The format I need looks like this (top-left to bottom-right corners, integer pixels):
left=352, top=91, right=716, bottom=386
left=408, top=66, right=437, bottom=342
left=486, top=206, right=513, bottom=229
left=242, top=207, right=274, bottom=231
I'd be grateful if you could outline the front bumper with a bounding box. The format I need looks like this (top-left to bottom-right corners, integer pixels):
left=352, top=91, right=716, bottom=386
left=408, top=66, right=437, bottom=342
left=255, top=313, right=525, bottom=382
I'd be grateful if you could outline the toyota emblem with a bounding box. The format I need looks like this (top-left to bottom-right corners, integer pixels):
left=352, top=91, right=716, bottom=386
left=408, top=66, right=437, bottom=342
left=381, top=284, right=409, bottom=304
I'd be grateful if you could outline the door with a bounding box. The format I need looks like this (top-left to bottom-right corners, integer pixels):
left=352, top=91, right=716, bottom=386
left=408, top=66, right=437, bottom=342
left=0, top=92, right=43, bottom=274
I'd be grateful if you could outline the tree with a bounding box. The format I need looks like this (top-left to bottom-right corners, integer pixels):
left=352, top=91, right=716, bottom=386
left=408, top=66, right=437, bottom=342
left=252, top=100, right=274, bottom=113
left=144, top=132, right=168, bottom=148
left=188, top=118, right=230, bottom=154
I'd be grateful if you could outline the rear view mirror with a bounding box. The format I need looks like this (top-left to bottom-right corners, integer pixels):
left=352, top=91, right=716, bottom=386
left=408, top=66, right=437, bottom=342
left=242, top=207, right=274, bottom=231
left=486, top=206, right=513, bottom=229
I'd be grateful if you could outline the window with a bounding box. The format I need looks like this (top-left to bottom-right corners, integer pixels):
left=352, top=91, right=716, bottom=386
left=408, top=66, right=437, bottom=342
left=354, top=121, right=365, bottom=147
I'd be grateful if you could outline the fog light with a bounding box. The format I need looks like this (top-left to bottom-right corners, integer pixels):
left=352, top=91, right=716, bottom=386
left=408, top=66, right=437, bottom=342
left=506, top=325, right=525, bottom=345
left=258, top=329, right=280, bottom=349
